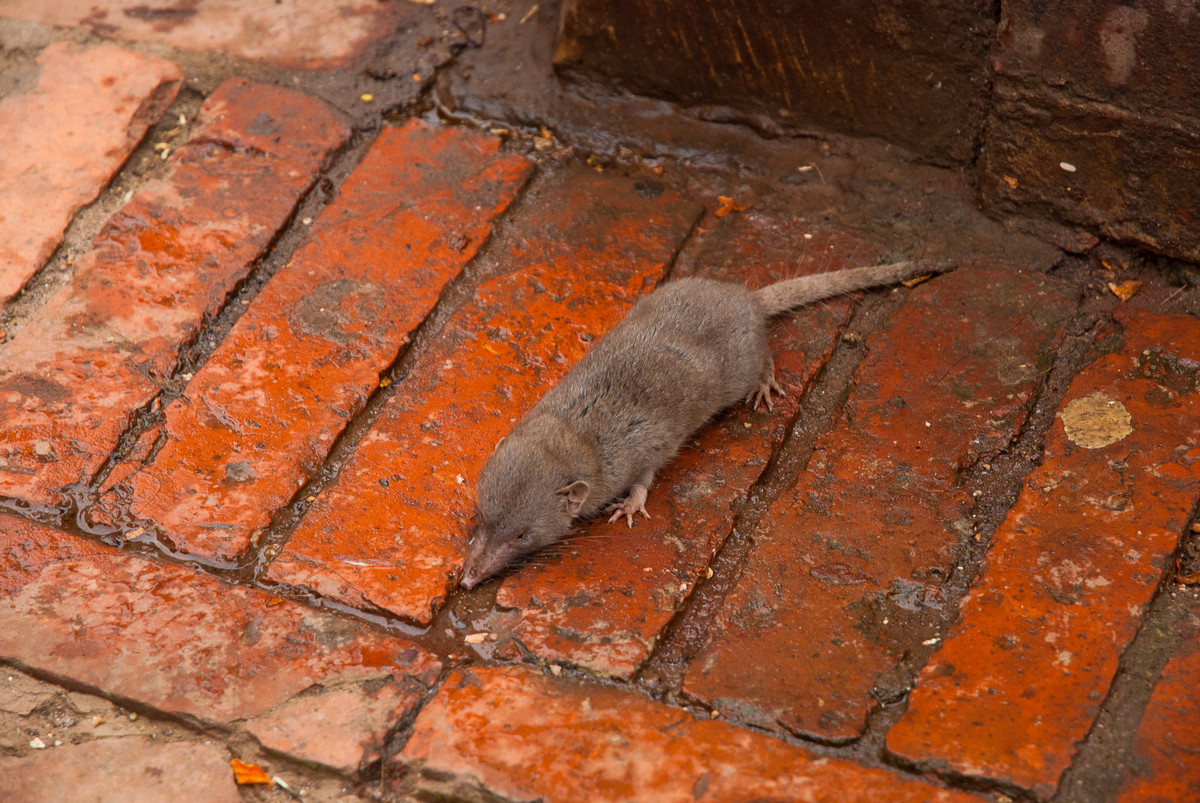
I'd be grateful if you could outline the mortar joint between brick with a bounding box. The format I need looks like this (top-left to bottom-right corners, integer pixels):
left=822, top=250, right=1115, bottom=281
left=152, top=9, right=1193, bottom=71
left=77, top=128, right=388, bottom=564
left=242, top=162, right=539, bottom=590
left=164, top=124, right=383, bottom=379
left=0, top=88, right=205, bottom=342
left=634, top=289, right=909, bottom=693
left=0, top=656, right=230, bottom=738
left=847, top=294, right=1116, bottom=756
left=966, top=1, right=1003, bottom=175
left=668, top=680, right=1000, bottom=800
left=882, top=748, right=1041, bottom=803
left=1053, top=498, right=1200, bottom=803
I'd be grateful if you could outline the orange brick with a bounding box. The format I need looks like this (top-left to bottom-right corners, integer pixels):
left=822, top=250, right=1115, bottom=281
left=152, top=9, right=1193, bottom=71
left=483, top=222, right=876, bottom=677
left=109, top=121, right=532, bottom=563
left=0, top=515, right=439, bottom=729
left=0, top=79, right=348, bottom=507
left=888, top=308, right=1200, bottom=795
left=397, top=665, right=984, bottom=803
left=1116, top=609, right=1200, bottom=802
left=684, top=266, right=1078, bottom=741
left=0, top=0, right=405, bottom=69
left=0, top=42, right=181, bottom=302
left=246, top=677, right=420, bottom=774
left=265, top=170, right=701, bottom=624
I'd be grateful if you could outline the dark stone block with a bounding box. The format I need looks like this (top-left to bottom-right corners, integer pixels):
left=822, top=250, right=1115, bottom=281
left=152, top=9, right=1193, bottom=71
left=553, top=0, right=996, bottom=164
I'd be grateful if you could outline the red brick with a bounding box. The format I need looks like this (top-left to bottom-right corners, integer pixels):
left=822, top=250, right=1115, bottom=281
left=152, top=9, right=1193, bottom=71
left=247, top=674, right=420, bottom=774
left=481, top=222, right=877, bottom=677
left=0, top=42, right=181, bottom=302
left=397, top=665, right=983, bottom=803
left=8, top=738, right=240, bottom=803
left=0, top=0, right=405, bottom=70
left=107, top=122, right=531, bottom=563
left=887, top=308, right=1200, bottom=795
left=1117, top=608, right=1200, bottom=802
left=0, top=516, right=440, bottom=727
left=684, top=266, right=1078, bottom=741
left=265, top=170, right=701, bottom=625
left=0, top=79, right=348, bottom=507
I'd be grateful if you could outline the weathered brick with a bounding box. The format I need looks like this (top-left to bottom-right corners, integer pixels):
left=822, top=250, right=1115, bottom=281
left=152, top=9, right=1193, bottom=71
left=265, top=170, right=701, bottom=625
left=0, top=0, right=404, bottom=69
left=481, top=222, right=877, bottom=677
left=982, top=85, right=1200, bottom=262
left=0, top=515, right=440, bottom=728
left=107, top=121, right=531, bottom=563
left=1117, top=607, right=1200, bottom=802
left=0, top=79, right=348, bottom=507
left=982, top=4, right=1200, bottom=261
left=8, top=737, right=240, bottom=803
left=887, top=308, right=1200, bottom=795
left=684, top=266, right=1078, bottom=741
left=995, top=1, right=1199, bottom=121
left=397, top=665, right=983, bottom=803
left=0, top=41, right=181, bottom=302
left=247, top=674, right=417, bottom=774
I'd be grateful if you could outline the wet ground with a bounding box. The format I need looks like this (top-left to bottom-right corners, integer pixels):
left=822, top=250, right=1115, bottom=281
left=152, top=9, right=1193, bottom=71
left=1, top=2, right=1199, bottom=802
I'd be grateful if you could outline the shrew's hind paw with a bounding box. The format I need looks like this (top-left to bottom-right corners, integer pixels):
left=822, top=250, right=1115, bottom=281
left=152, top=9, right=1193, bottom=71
left=746, top=377, right=786, bottom=411
left=606, top=486, right=650, bottom=528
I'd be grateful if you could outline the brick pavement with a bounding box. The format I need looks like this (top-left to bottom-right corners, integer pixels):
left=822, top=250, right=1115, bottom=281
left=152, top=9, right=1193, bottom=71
left=1, top=4, right=1198, bottom=802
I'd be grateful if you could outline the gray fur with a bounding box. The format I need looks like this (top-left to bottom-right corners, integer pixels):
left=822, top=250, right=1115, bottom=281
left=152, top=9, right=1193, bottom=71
left=461, top=259, right=953, bottom=588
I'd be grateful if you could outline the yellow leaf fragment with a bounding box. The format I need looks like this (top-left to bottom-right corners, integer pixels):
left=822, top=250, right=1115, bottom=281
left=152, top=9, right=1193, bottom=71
left=901, top=273, right=935, bottom=288
left=1107, top=280, right=1142, bottom=302
left=231, top=759, right=272, bottom=785
left=715, top=195, right=750, bottom=218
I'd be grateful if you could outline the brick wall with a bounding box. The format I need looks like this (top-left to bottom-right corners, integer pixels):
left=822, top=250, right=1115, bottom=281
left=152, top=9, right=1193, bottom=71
left=555, top=0, right=1200, bottom=261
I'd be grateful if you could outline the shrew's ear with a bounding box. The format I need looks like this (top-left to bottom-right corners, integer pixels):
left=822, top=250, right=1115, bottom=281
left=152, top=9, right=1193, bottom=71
left=555, top=480, right=590, bottom=517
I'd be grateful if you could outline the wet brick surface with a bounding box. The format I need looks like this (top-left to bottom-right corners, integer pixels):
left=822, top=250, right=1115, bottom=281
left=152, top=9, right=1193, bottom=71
left=0, top=0, right=405, bottom=69
left=683, top=265, right=1078, bottom=741
left=0, top=78, right=347, bottom=507
left=265, top=169, right=701, bottom=624
left=0, top=516, right=440, bottom=735
left=480, top=222, right=875, bottom=677
left=887, top=308, right=1200, bottom=794
left=397, top=664, right=984, bottom=803
left=8, top=737, right=240, bottom=803
left=1117, top=606, right=1200, bottom=802
left=107, top=121, right=532, bottom=563
left=0, top=41, right=181, bottom=302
